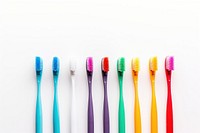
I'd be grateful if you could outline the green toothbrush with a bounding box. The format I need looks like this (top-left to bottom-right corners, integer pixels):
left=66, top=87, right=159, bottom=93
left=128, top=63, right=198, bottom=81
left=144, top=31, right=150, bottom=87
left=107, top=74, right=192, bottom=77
left=117, top=57, right=126, bottom=133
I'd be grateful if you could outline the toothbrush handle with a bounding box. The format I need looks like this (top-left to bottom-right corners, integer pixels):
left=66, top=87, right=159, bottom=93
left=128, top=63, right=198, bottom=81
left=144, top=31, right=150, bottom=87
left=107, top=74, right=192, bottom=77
left=151, top=87, right=158, bottom=133
left=36, top=87, right=42, bottom=133
left=71, top=77, right=77, bottom=133
left=134, top=89, right=141, bottom=133
left=119, top=95, right=125, bottom=133
left=88, top=80, right=94, bottom=133
left=118, top=77, right=125, bottom=133
left=103, top=76, right=110, bottom=133
left=71, top=95, right=76, bottom=133
left=53, top=87, right=60, bottom=133
left=166, top=79, right=173, bottom=133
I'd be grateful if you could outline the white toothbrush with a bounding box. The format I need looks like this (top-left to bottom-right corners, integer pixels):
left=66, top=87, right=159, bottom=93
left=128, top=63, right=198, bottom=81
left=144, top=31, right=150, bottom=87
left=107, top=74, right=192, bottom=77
left=70, top=60, right=77, bottom=133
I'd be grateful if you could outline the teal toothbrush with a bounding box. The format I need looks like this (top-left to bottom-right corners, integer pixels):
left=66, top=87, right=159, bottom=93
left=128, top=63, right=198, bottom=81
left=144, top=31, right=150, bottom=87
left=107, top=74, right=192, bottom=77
left=117, top=57, right=126, bottom=133
left=35, top=57, right=43, bottom=133
left=52, top=57, right=60, bottom=133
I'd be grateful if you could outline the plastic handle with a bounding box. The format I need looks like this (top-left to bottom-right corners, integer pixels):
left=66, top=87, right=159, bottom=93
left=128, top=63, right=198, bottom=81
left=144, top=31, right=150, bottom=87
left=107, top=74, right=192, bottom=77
left=118, top=75, right=125, bottom=133
left=36, top=78, right=43, bottom=133
left=166, top=72, right=173, bottom=133
left=53, top=77, right=60, bottom=133
left=71, top=75, right=77, bottom=133
left=103, top=75, right=110, bottom=133
left=133, top=78, right=141, bottom=133
left=151, top=80, right=158, bottom=133
left=88, top=76, right=94, bottom=133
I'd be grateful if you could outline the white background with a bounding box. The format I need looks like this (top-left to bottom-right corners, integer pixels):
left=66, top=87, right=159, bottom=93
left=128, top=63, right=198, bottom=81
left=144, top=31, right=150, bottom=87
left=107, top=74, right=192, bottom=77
left=0, top=0, right=200, bottom=132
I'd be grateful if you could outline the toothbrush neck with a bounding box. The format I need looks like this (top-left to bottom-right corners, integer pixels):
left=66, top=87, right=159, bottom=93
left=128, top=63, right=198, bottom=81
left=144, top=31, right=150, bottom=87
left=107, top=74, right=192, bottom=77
left=150, top=71, right=156, bottom=82
left=36, top=75, right=42, bottom=88
left=132, top=71, right=138, bottom=87
left=166, top=70, right=172, bottom=92
left=102, top=71, right=108, bottom=80
left=118, top=72, right=124, bottom=95
left=166, top=70, right=172, bottom=82
left=118, top=71, right=123, bottom=79
left=71, top=75, right=75, bottom=88
left=102, top=72, right=108, bottom=90
left=53, top=75, right=58, bottom=91
left=149, top=72, right=156, bottom=91
left=36, top=75, right=42, bottom=99
left=87, top=73, right=93, bottom=91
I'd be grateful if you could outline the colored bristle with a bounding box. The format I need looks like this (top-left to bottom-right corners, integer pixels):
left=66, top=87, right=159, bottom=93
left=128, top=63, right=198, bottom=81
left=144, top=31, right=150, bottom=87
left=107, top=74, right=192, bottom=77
left=117, top=57, right=125, bottom=72
left=53, top=57, right=60, bottom=72
left=131, top=58, right=140, bottom=72
left=86, top=57, right=93, bottom=72
left=35, top=56, right=43, bottom=72
left=102, top=57, right=109, bottom=72
left=70, top=59, right=76, bottom=73
left=149, top=57, right=158, bottom=71
left=165, top=56, right=174, bottom=70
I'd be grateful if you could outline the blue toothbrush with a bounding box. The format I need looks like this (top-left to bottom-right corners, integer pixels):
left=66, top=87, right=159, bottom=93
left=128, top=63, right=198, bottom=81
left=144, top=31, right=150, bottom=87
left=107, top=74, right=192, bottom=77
left=52, top=57, right=60, bottom=133
left=35, top=57, right=43, bottom=133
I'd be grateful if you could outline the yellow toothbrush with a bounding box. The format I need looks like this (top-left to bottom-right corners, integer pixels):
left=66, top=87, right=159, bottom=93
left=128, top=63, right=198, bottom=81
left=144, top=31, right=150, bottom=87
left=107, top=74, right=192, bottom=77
left=131, top=58, right=142, bottom=133
left=149, top=57, right=158, bottom=133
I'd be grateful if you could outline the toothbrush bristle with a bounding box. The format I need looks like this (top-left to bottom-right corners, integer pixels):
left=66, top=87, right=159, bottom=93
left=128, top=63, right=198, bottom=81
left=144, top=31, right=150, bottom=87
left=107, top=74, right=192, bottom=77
left=132, top=58, right=140, bottom=71
left=149, top=57, right=158, bottom=71
left=53, top=57, right=60, bottom=72
left=35, top=56, right=43, bottom=72
left=117, top=57, right=125, bottom=72
left=86, top=57, right=93, bottom=72
left=70, top=59, right=76, bottom=73
left=102, top=57, right=109, bottom=72
left=165, top=56, right=174, bottom=70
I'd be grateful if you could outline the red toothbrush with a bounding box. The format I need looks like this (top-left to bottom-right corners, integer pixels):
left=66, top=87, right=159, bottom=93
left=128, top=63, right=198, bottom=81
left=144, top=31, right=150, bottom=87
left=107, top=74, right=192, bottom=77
left=165, top=56, right=174, bottom=133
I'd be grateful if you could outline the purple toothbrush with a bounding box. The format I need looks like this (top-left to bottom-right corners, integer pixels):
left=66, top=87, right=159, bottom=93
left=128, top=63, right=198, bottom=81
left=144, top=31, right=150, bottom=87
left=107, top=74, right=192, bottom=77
left=101, top=57, right=110, bottom=133
left=86, top=57, right=94, bottom=133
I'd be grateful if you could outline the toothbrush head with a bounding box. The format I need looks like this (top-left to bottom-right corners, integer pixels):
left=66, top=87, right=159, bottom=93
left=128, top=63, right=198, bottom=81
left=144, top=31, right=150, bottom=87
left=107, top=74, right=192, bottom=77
left=86, top=57, right=93, bottom=72
left=53, top=57, right=60, bottom=75
left=35, top=56, right=43, bottom=75
left=149, top=56, right=158, bottom=71
left=117, top=57, right=125, bottom=72
left=70, top=59, right=76, bottom=75
left=102, top=57, right=109, bottom=72
left=131, top=58, right=140, bottom=72
left=165, top=56, right=174, bottom=71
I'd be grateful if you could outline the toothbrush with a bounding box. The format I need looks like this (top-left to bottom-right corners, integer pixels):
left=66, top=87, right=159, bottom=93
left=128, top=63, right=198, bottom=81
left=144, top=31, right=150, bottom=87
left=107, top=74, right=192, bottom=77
left=117, top=57, right=126, bottom=133
left=70, top=60, right=77, bottom=133
left=101, top=57, right=110, bottom=133
left=52, top=57, right=60, bottom=133
left=86, top=57, right=94, bottom=133
left=131, top=58, right=142, bottom=133
left=149, top=57, right=158, bottom=133
left=165, top=56, right=174, bottom=133
left=35, top=57, right=43, bottom=133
